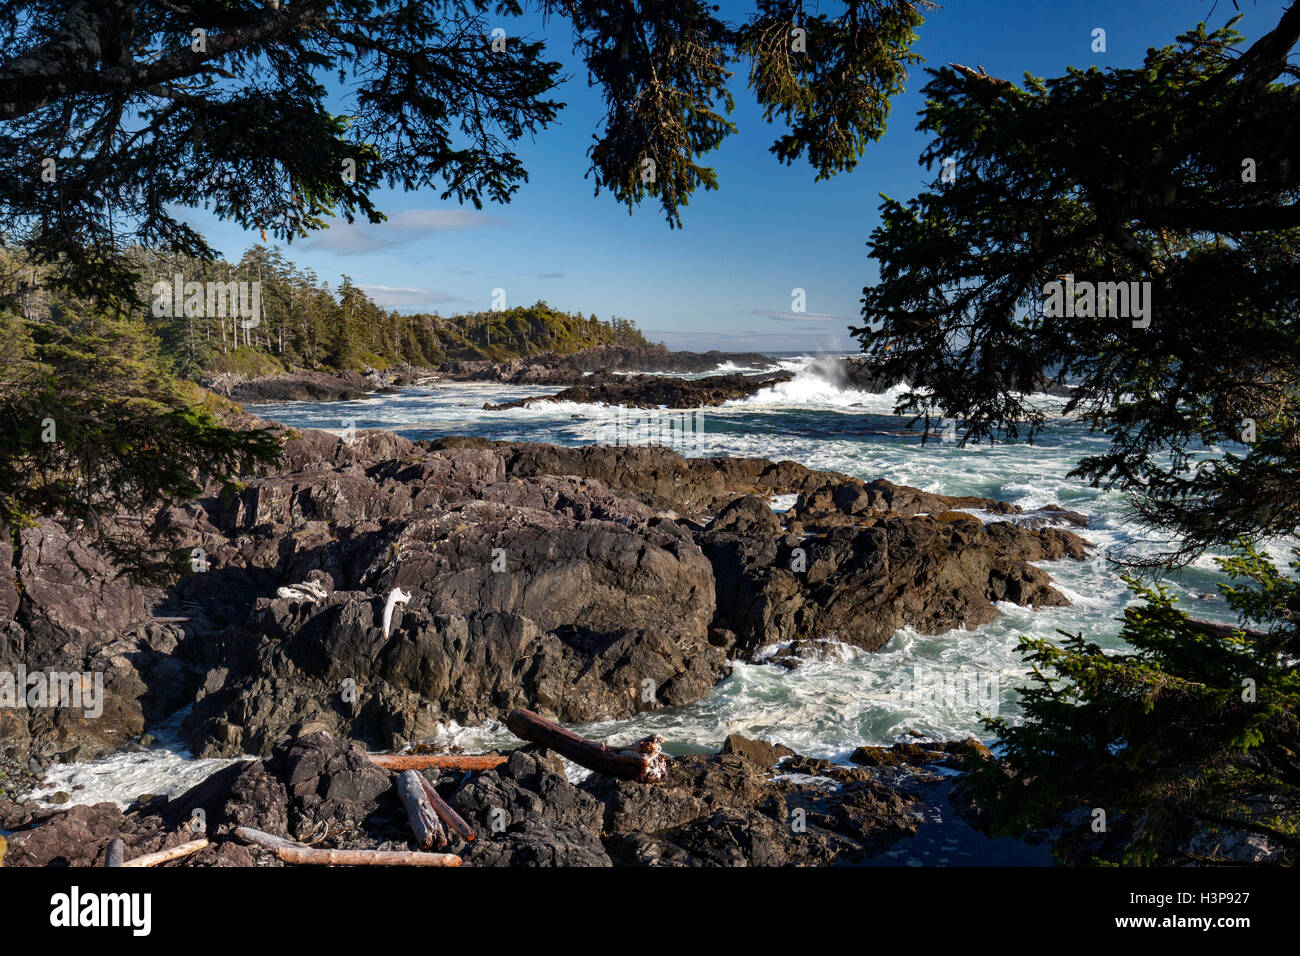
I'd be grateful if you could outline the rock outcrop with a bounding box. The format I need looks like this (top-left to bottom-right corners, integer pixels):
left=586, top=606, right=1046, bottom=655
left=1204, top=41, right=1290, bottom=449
left=440, top=345, right=779, bottom=386
left=484, top=370, right=795, bottom=411
left=0, top=429, right=1090, bottom=771
left=0, top=731, right=965, bottom=868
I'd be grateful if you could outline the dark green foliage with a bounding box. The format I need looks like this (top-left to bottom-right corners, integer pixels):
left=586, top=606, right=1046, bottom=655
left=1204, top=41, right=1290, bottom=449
left=0, top=1, right=929, bottom=295
left=0, top=0, right=562, bottom=305
left=735, top=0, right=927, bottom=179
left=563, top=0, right=736, bottom=226
left=116, top=243, right=654, bottom=373
left=853, top=10, right=1300, bottom=562
left=972, top=542, right=1299, bottom=865
left=0, top=287, right=280, bottom=580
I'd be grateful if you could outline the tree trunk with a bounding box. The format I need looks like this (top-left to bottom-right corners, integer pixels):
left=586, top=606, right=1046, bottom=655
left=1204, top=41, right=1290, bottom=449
left=274, top=846, right=461, bottom=867
left=234, top=827, right=303, bottom=851
left=505, top=708, right=668, bottom=783
left=367, top=753, right=506, bottom=772
left=397, top=770, right=447, bottom=849
left=416, top=774, right=476, bottom=842
left=119, top=838, right=209, bottom=868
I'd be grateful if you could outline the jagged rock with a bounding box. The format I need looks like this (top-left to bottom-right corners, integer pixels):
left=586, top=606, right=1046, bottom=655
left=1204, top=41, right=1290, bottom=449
left=454, top=749, right=611, bottom=866
left=2, top=429, right=1088, bottom=769
left=699, top=494, right=1085, bottom=657
left=720, top=734, right=797, bottom=769
left=440, top=346, right=779, bottom=385
left=583, top=748, right=923, bottom=866
left=0, top=729, right=1037, bottom=868
left=203, top=369, right=374, bottom=404
left=484, top=370, right=795, bottom=411
left=850, top=738, right=994, bottom=770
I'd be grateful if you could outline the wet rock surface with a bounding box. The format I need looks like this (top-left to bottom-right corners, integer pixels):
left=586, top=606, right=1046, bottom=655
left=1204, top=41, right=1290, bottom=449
left=203, top=364, right=437, bottom=404
left=439, top=346, right=779, bottom=385
left=0, top=731, right=982, bottom=868
left=484, top=370, right=796, bottom=410
left=0, top=428, right=1089, bottom=771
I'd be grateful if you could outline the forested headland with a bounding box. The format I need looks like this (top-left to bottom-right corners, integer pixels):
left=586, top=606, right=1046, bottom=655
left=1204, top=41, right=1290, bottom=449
left=1, top=243, right=654, bottom=383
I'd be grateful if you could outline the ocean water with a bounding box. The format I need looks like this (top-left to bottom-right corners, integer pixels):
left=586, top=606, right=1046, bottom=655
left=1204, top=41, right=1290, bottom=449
left=26, top=355, right=1272, bottom=806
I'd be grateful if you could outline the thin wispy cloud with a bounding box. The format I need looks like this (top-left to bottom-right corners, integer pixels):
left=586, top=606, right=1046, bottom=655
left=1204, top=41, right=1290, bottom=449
left=359, top=284, right=467, bottom=311
left=749, top=309, right=856, bottom=323
left=646, top=328, right=858, bottom=352
left=305, top=208, right=504, bottom=254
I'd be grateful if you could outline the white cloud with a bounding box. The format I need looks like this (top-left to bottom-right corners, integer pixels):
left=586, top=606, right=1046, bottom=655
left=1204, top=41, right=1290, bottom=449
left=304, top=208, right=503, bottom=253
left=358, top=284, right=467, bottom=311
left=749, top=309, right=855, bottom=323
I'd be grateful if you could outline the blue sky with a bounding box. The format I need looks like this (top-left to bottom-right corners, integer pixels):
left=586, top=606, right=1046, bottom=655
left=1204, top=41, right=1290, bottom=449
left=187, top=0, right=1288, bottom=352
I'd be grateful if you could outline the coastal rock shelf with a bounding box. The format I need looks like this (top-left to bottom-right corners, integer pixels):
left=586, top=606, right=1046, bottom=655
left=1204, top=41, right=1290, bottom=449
left=0, top=425, right=1091, bottom=776
left=0, top=729, right=996, bottom=868
left=483, top=370, right=797, bottom=410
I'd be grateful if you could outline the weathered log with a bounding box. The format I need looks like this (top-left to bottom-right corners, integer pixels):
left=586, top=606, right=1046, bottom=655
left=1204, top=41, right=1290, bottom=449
left=397, top=770, right=447, bottom=849
left=416, top=774, right=476, bottom=842
left=235, top=826, right=462, bottom=866
left=119, top=838, right=209, bottom=868
left=105, top=837, right=126, bottom=868
left=367, top=753, right=507, bottom=772
left=1187, top=617, right=1270, bottom=642
left=234, top=826, right=307, bottom=851
left=505, top=707, right=668, bottom=783
left=273, top=846, right=461, bottom=867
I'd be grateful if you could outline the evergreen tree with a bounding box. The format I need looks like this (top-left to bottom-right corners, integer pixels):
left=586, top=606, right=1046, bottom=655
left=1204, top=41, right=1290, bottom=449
left=972, top=541, right=1299, bottom=865
left=0, top=300, right=278, bottom=579
left=854, top=10, right=1300, bottom=562
left=0, top=1, right=929, bottom=303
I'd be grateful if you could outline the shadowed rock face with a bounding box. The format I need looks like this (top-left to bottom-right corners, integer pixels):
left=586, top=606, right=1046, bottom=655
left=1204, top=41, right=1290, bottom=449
left=0, top=731, right=947, bottom=868
left=439, top=346, right=780, bottom=385
left=483, top=370, right=795, bottom=410
left=2, top=730, right=1272, bottom=868
left=203, top=369, right=374, bottom=404
left=202, top=365, right=436, bottom=405
left=699, top=494, right=1081, bottom=657
left=0, top=429, right=1089, bottom=771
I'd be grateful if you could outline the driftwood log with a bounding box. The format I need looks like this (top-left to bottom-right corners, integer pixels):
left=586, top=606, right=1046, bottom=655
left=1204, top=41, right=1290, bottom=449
left=397, top=770, right=448, bottom=849
left=105, top=837, right=126, bottom=868
left=415, top=774, right=476, bottom=842
left=235, top=825, right=462, bottom=867
left=368, top=753, right=507, bottom=772
left=234, top=827, right=304, bottom=851
left=274, top=846, right=461, bottom=867
left=119, top=838, right=209, bottom=868
left=505, top=707, right=668, bottom=783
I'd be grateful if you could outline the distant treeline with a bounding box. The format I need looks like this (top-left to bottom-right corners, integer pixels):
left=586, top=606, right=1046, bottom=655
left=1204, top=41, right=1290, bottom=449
left=2, top=244, right=654, bottom=380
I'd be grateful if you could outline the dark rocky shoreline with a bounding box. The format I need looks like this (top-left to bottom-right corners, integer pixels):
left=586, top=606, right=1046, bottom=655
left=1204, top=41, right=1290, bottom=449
left=0, top=416, right=1278, bottom=867
left=0, top=360, right=1102, bottom=866
left=3, top=402, right=1273, bottom=865
left=199, top=345, right=1075, bottom=410
left=201, top=346, right=786, bottom=405
left=483, top=369, right=797, bottom=410
left=0, top=729, right=1017, bottom=867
